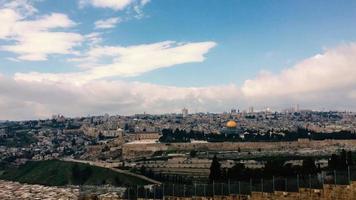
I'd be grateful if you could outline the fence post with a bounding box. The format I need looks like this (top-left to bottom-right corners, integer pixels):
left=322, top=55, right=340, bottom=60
left=334, top=170, right=337, bottom=185
left=153, top=185, right=156, bottom=200
left=272, top=176, right=275, bottom=192
left=221, top=182, right=224, bottom=196
left=183, top=184, right=186, bottom=197
left=238, top=181, right=241, bottom=196
left=136, top=185, right=139, bottom=200
left=309, top=174, right=312, bottom=189
left=162, top=184, right=165, bottom=200
left=194, top=183, right=197, bottom=199
left=348, top=166, right=351, bottom=184
left=309, top=174, right=312, bottom=196
left=228, top=179, right=231, bottom=195
left=297, top=174, right=299, bottom=191
left=204, top=184, right=206, bottom=197
left=250, top=178, right=252, bottom=193
left=213, top=181, right=215, bottom=197
left=128, top=187, right=130, bottom=200
left=172, top=184, right=175, bottom=197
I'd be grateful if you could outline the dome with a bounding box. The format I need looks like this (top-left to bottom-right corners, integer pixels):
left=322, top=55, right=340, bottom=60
left=226, top=120, right=237, bottom=128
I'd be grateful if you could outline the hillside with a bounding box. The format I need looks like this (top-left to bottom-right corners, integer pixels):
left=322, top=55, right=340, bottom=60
left=0, top=160, right=151, bottom=186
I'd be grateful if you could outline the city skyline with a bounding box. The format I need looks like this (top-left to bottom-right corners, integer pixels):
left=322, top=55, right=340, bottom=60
left=1, top=0, right=356, bottom=120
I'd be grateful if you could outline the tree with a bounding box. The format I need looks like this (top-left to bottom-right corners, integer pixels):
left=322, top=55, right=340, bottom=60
left=340, top=149, right=347, bottom=167
left=302, top=157, right=317, bottom=174
left=227, top=163, right=245, bottom=180
left=124, top=123, right=129, bottom=131
left=329, top=154, right=339, bottom=170
left=329, top=150, right=352, bottom=170
left=347, top=151, right=353, bottom=166
left=140, top=165, right=146, bottom=175
left=209, top=155, right=221, bottom=182
left=264, top=160, right=283, bottom=177
left=190, top=150, right=197, bottom=158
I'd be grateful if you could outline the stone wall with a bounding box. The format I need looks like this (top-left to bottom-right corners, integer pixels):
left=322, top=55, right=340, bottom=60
left=122, top=140, right=356, bottom=159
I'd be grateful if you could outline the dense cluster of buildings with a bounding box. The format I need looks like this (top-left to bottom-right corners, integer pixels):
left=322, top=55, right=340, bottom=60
left=95, top=110, right=356, bottom=136
left=0, top=119, right=94, bottom=167
left=0, top=109, right=356, bottom=185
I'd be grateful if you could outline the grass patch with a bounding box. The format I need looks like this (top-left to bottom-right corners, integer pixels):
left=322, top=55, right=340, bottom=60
left=0, top=160, right=151, bottom=186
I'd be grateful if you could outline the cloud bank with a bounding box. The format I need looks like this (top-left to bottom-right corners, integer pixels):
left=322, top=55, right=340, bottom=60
left=2, top=42, right=356, bottom=120
left=0, top=1, right=356, bottom=120
left=0, top=75, right=242, bottom=120
left=241, top=43, right=356, bottom=110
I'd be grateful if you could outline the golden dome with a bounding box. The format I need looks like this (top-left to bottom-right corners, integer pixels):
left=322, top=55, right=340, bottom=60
left=226, top=120, right=237, bottom=128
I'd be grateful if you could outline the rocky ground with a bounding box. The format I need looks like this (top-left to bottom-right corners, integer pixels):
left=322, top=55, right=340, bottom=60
left=0, top=180, right=127, bottom=200
left=0, top=180, right=79, bottom=199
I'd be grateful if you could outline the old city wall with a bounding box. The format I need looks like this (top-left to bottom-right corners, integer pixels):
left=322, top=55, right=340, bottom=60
left=122, top=140, right=356, bottom=159
left=169, top=140, right=356, bottom=151
left=162, top=182, right=356, bottom=200
left=122, top=143, right=169, bottom=159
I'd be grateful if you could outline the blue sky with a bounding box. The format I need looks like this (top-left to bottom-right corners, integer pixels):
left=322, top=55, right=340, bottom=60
left=1, top=0, right=356, bottom=119
left=2, top=0, right=356, bottom=86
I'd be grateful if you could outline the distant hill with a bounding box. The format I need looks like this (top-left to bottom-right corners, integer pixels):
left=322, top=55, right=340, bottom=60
left=0, top=160, right=150, bottom=186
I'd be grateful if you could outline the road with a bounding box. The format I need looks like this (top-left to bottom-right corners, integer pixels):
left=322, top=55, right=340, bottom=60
left=61, top=158, right=161, bottom=185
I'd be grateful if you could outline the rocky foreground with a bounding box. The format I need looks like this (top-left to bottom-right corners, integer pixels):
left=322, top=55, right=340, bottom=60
left=0, top=180, right=79, bottom=200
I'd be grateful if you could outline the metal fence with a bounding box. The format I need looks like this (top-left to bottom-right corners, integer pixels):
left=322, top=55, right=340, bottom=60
left=121, top=168, right=355, bottom=199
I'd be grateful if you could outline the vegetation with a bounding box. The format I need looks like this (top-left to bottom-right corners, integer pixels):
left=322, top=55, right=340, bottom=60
left=0, top=160, right=151, bottom=186
left=159, top=128, right=356, bottom=143
left=207, top=151, right=355, bottom=182
left=0, top=130, right=37, bottom=147
left=328, top=150, right=354, bottom=170
left=209, top=155, right=222, bottom=182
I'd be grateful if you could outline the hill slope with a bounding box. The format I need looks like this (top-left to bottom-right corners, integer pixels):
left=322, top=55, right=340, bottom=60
left=0, top=160, right=151, bottom=186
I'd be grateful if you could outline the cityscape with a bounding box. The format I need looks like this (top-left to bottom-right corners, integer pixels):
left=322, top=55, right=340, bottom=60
left=1, top=109, right=356, bottom=199
left=1, top=0, right=356, bottom=200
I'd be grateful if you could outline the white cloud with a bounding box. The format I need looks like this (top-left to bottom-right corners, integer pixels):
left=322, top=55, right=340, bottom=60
left=95, top=17, right=121, bottom=29
left=242, top=43, right=356, bottom=98
left=16, top=41, right=217, bottom=82
left=2, top=30, right=83, bottom=61
left=0, top=5, right=83, bottom=61
left=140, top=0, right=150, bottom=6
left=1, top=0, right=38, bottom=16
left=132, top=0, right=150, bottom=19
left=240, top=43, right=356, bottom=111
left=80, top=0, right=134, bottom=10
left=0, top=74, right=242, bottom=120
left=2, top=43, right=356, bottom=119
left=84, top=32, right=103, bottom=47
left=79, top=0, right=150, bottom=19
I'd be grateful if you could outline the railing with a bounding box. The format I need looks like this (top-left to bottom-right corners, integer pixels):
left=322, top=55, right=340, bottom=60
left=119, top=167, right=355, bottom=199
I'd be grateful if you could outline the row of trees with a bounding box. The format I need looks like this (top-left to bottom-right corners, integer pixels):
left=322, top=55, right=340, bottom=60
left=209, top=156, right=319, bottom=182
left=328, top=150, right=354, bottom=169
left=136, top=150, right=355, bottom=185
left=139, top=166, right=193, bottom=184
left=209, top=150, right=355, bottom=182
left=159, top=128, right=356, bottom=143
